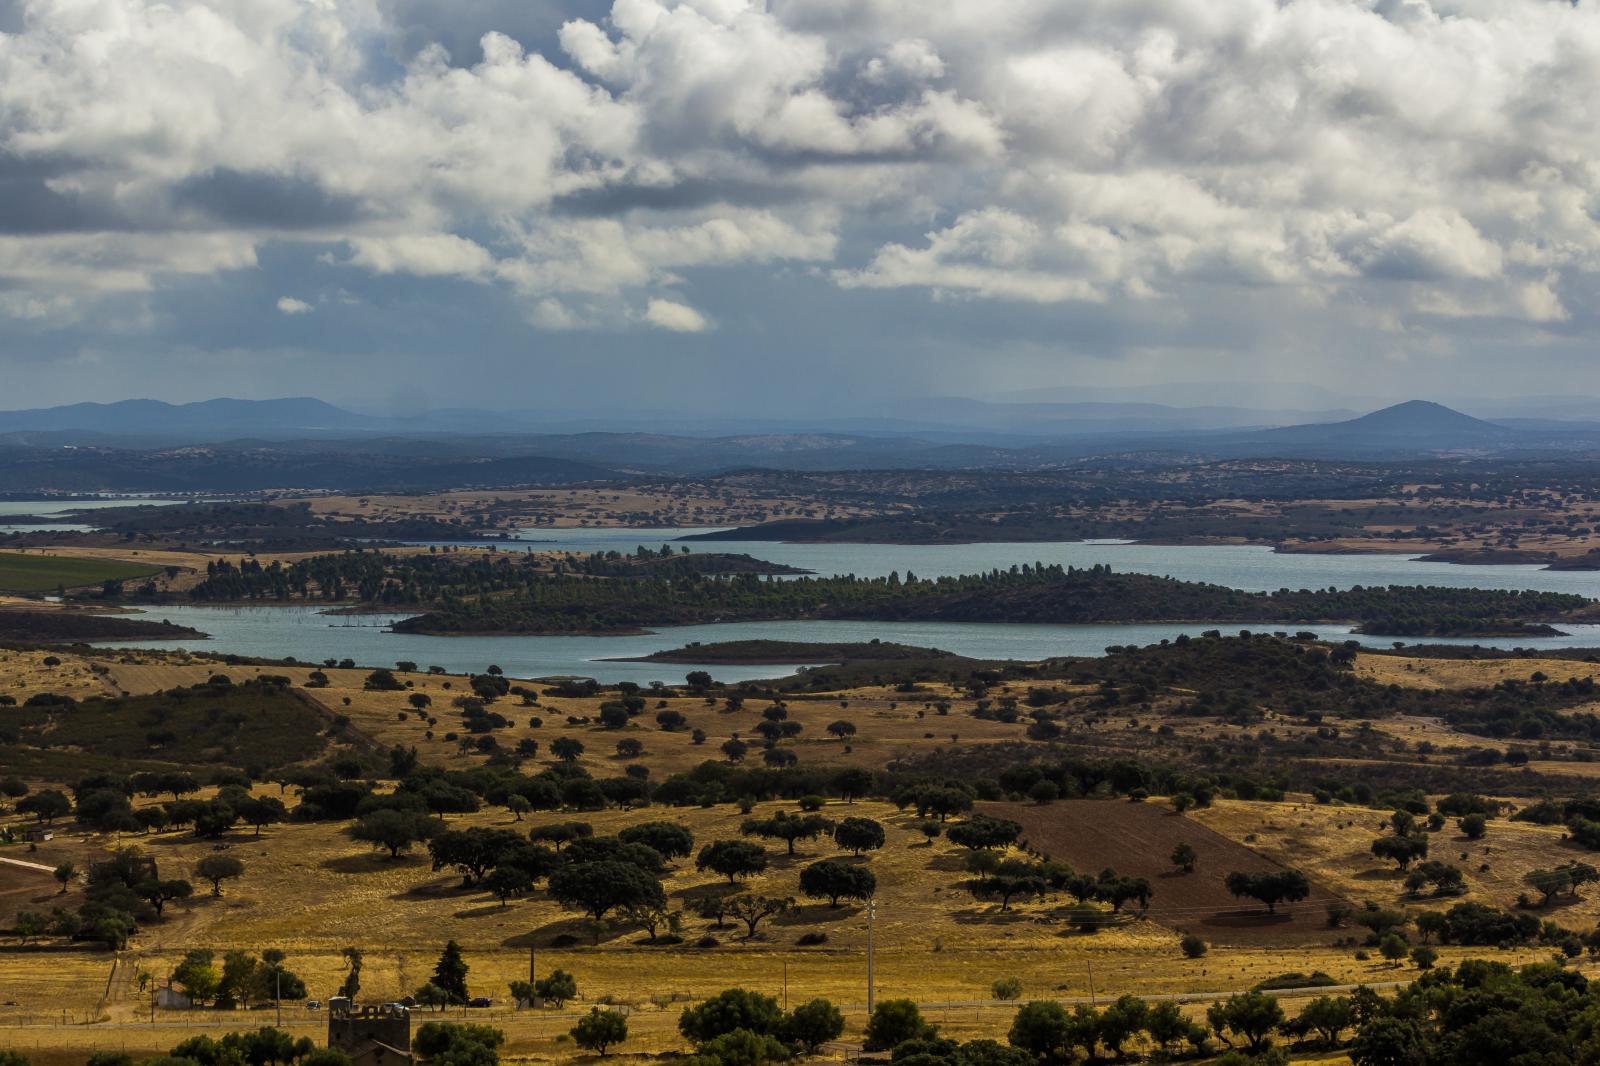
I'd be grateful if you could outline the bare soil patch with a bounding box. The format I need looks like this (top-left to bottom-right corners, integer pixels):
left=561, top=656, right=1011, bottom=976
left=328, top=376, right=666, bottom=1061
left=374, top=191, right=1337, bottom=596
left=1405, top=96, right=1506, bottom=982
left=987, top=799, right=1350, bottom=946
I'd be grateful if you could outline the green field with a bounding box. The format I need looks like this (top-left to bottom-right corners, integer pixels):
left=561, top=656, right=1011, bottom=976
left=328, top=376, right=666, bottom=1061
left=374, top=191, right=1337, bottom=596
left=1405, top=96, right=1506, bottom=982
left=0, top=551, right=159, bottom=592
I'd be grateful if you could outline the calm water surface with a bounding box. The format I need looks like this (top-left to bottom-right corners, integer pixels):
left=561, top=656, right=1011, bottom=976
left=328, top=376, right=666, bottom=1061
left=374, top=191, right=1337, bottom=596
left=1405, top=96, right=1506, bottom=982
left=93, top=603, right=1600, bottom=686
left=80, top=527, right=1600, bottom=684
left=0, top=497, right=187, bottom=518
left=428, top=527, right=1600, bottom=597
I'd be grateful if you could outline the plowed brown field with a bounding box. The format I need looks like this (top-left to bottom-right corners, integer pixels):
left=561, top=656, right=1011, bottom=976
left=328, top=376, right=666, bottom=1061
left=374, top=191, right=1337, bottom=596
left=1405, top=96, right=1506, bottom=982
left=986, top=799, right=1351, bottom=945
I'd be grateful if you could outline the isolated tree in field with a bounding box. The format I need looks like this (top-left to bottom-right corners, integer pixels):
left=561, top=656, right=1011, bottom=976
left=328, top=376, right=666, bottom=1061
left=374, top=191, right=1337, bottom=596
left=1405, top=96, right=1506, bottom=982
left=1459, top=813, right=1488, bottom=840
left=338, top=947, right=362, bottom=1000
left=195, top=854, right=245, bottom=896
left=550, top=737, right=585, bottom=762
left=1371, top=833, right=1429, bottom=870
left=1171, top=842, right=1198, bottom=873
left=741, top=812, right=832, bottom=855
left=534, top=969, right=577, bottom=1007
left=619, top=821, right=694, bottom=861
left=721, top=738, right=748, bottom=762
left=548, top=860, right=665, bottom=921
left=834, top=817, right=885, bottom=856
left=351, top=808, right=436, bottom=859
left=1206, top=991, right=1284, bottom=1053
left=946, top=814, right=1021, bottom=851
left=826, top=720, right=856, bottom=740
left=506, top=794, right=531, bottom=821
left=572, top=1007, right=629, bottom=1055
left=1224, top=870, right=1310, bottom=915
left=656, top=710, right=686, bottom=731
left=53, top=861, right=76, bottom=894
left=783, top=998, right=845, bottom=1054
left=1379, top=933, right=1409, bottom=967
left=800, top=861, right=876, bottom=907
left=865, top=999, right=933, bottom=1050
left=677, top=988, right=784, bottom=1045
left=137, top=878, right=193, bottom=916
left=696, top=840, right=769, bottom=883
left=409, top=693, right=432, bottom=712
left=429, top=940, right=470, bottom=1004
left=726, top=894, right=793, bottom=939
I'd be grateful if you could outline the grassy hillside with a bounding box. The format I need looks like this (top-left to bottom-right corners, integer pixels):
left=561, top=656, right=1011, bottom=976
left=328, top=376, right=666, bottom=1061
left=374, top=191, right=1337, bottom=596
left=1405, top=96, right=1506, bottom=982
left=3, top=678, right=335, bottom=778
left=0, top=550, right=159, bottom=593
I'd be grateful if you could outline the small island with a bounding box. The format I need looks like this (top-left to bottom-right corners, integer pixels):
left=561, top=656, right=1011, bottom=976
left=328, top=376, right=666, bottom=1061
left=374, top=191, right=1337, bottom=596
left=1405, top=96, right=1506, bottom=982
left=0, top=610, right=204, bottom=643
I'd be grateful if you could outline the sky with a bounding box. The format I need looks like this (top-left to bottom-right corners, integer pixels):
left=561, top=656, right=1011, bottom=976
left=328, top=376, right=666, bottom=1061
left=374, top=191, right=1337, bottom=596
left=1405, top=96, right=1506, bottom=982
left=3, top=0, right=1600, bottom=415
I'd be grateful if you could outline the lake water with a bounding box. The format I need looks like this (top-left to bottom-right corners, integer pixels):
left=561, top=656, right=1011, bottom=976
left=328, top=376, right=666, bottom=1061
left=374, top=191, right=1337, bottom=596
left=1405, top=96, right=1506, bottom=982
left=0, top=523, right=94, bottom=535
left=0, top=497, right=187, bottom=518
left=430, top=527, right=1600, bottom=597
left=93, top=603, right=1600, bottom=686
left=74, top=526, right=1600, bottom=683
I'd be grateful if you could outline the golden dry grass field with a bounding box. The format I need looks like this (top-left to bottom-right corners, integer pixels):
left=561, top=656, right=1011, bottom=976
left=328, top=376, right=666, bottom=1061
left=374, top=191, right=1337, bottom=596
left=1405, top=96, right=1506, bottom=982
left=4, top=643, right=1599, bottom=1065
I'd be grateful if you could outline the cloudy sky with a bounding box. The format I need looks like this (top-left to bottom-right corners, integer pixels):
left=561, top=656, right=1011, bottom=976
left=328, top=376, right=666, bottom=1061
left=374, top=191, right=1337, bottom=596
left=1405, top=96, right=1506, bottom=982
left=2, top=0, right=1600, bottom=414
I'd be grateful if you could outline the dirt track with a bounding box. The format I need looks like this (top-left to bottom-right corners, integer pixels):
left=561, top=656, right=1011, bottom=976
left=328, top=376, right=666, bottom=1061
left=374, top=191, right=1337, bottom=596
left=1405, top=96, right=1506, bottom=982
left=985, top=799, right=1351, bottom=945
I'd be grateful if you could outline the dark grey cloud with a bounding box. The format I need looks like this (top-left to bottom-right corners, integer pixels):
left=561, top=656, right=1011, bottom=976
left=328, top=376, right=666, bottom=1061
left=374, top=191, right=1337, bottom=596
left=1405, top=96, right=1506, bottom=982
left=0, top=155, right=129, bottom=234
left=551, top=175, right=807, bottom=216
left=171, top=169, right=368, bottom=230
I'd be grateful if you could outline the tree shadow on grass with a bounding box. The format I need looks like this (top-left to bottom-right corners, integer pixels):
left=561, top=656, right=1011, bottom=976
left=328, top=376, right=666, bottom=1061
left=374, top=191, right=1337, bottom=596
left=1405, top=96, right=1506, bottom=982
left=503, top=914, right=607, bottom=949
left=948, top=906, right=1031, bottom=926
left=321, top=852, right=422, bottom=875
left=452, top=900, right=512, bottom=919
left=773, top=902, right=861, bottom=927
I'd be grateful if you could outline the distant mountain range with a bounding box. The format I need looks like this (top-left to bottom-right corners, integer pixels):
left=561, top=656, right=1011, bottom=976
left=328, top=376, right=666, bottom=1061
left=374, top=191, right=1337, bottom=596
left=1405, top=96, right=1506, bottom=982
left=2, top=396, right=1600, bottom=490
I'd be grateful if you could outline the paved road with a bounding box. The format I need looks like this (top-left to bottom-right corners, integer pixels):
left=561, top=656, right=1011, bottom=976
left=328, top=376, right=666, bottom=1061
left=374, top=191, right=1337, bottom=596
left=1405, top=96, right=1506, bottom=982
left=0, top=855, right=55, bottom=874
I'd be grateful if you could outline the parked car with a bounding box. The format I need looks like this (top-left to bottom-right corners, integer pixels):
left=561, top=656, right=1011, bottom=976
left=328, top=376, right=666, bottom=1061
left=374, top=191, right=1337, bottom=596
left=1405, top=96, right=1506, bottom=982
left=467, top=997, right=492, bottom=1009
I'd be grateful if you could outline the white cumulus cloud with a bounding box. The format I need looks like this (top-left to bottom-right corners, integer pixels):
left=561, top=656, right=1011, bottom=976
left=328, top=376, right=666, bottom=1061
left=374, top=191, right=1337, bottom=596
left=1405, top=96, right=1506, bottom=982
left=644, top=297, right=710, bottom=332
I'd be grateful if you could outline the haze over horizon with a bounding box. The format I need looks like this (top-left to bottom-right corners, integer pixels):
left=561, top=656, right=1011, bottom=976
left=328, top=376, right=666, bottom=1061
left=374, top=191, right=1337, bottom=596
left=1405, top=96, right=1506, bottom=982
left=5, top=0, right=1600, bottom=412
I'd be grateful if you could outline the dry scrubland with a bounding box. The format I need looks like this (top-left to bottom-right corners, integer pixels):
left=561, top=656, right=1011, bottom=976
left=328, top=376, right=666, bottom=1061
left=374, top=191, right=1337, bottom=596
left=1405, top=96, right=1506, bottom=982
left=3, top=644, right=1599, bottom=1064
left=285, top=485, right=882, bottom=531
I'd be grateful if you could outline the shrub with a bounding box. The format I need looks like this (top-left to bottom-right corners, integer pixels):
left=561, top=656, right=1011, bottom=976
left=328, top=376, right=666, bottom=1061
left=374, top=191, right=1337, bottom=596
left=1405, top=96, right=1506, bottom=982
left=991, top=977, right=1023, bottom=1001
left=1180, top=934, right=1207, bottom=959
left=865, top=999, right=933, bottom=1050
left=571, top=1008, right=629, bottom=1055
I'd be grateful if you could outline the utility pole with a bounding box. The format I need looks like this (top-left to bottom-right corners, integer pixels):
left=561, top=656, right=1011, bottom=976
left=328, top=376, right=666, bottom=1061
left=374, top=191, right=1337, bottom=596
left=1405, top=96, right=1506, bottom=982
left=276, top=969, right=281, bottom=1027
left=1086, top=961, right=1096, bottom=1008
left=529, top=945, right=537, bottom=986
left=866, top=899, right=877, bottom=1015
